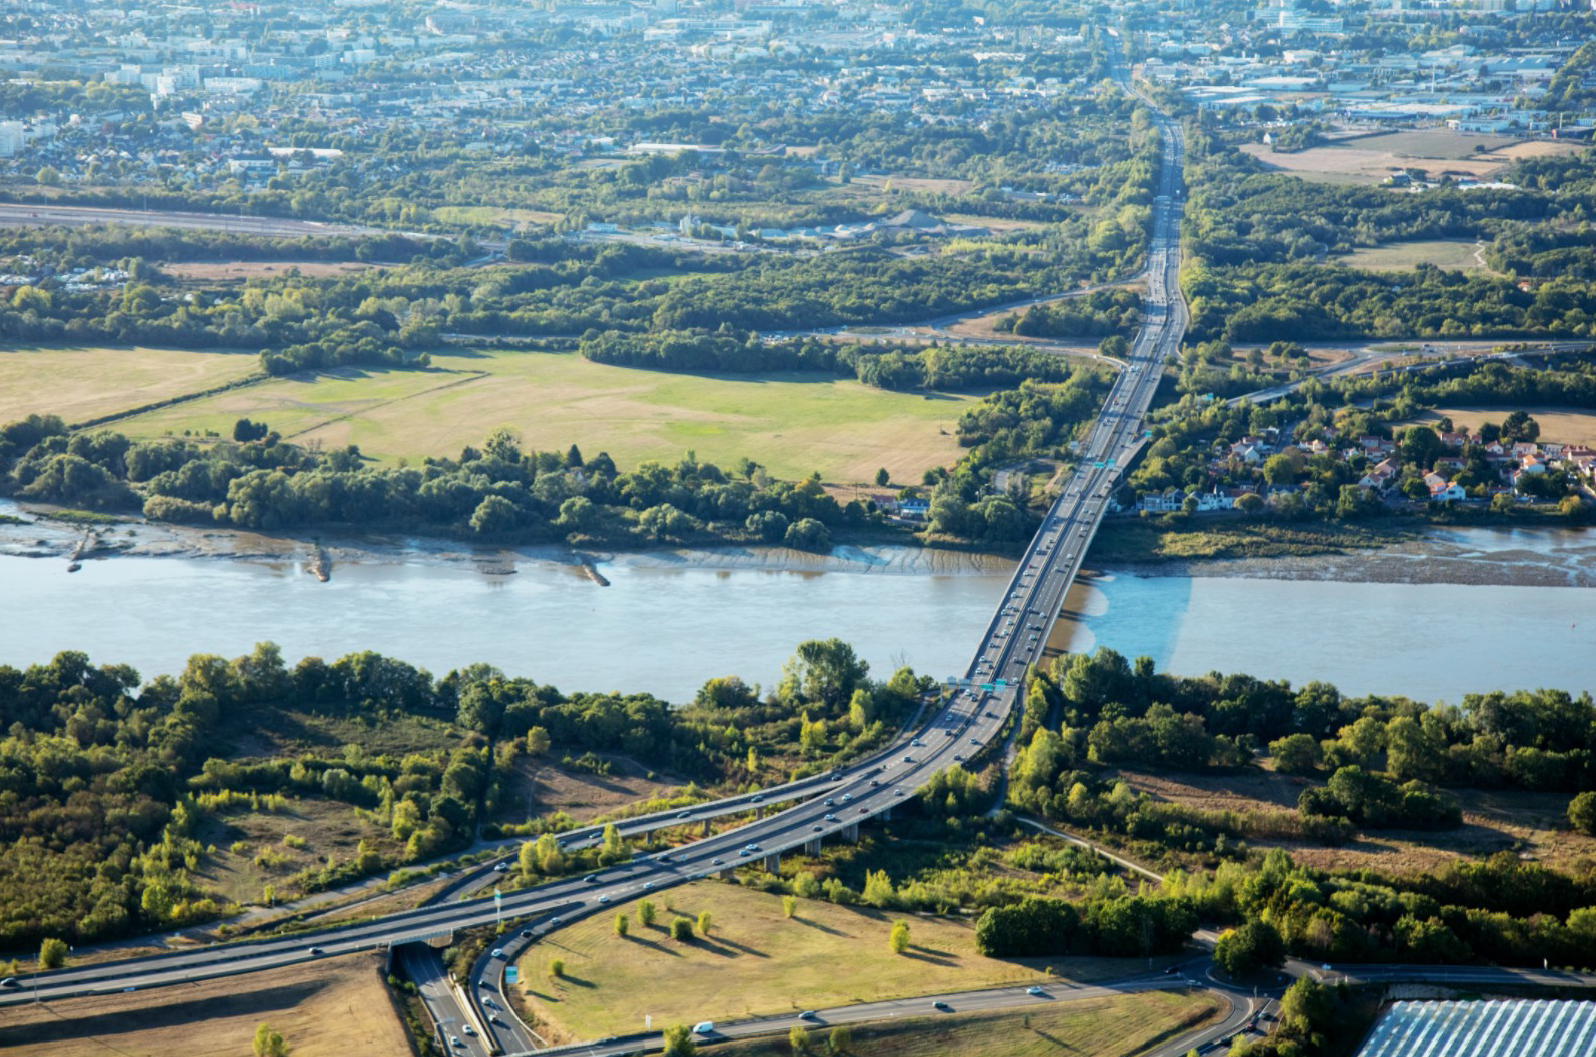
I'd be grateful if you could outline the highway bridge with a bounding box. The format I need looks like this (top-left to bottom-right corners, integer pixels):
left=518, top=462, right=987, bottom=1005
left=0, top=65, right=1206, bottom=1055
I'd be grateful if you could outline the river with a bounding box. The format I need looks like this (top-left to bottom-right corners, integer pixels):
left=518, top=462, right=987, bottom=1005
left=2, top=511, right=1593, bottom=703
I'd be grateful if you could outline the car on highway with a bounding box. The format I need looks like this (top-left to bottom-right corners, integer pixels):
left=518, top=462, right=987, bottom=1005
left=839, top=794, right=852, bottom=804
left=823, top=813, right=837, bottom=822
left=812, top=824, right=824, bottom=831
left=902, top=755, right=914, bottom=763
left=584, top=874, right=599, bottom=883
left=712, top=858, right=725, bottom=866
left=799, top=1011, right=819, bottom=1020
left=599, top=894, right=612, bottom=904
left=491, top=948, right=505, bottom=958
left=751, top=794, right=764, bottom=803
left=1027, top=986, right=1047, bottom=997
left=823, top=798, right=836, bottom=806
left=449, top=1036, right=462, bottom=1048
left=521, top=929, right=533, bottom=938
left=643, top=881, right=656, bottom=890
left=739, top=849, right=752, bottom=857
left=493, top=863, right=510, bottom=873
left=869, top=778, right=881, bottom=787
left=307, top=947, right=324, bottom=956
left=0, top=978, right=16, bottom=988
left=933, top=1000, right=952, bottom=1012
left=744, top=843, right=761, bottom=852
left=463, top=1025, right=476, bottom=1036
left=677, top=810, right=693, bottom=819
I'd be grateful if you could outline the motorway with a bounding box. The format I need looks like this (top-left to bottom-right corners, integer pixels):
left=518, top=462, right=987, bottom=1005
left=5, top=62, right=1592, bottom=1057
left=0, top=62, right=1195, bottom=1055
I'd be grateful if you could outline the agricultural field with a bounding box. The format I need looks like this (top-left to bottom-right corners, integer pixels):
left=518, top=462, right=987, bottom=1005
left=112, top=348, right=980, bottom=483
left=492, top=754, right=685, bottom=828
left=712, top=991, right=1223, bottom=1057
left=513, top=878, right=1173, bottom=1041
left=1336, top=239, right=1495, bottom=274
left=1241, top=131, right=1585, bottom=185
left=0, top=343, right=261, bottom=426
left=0, top=953, right=410, bottom=1057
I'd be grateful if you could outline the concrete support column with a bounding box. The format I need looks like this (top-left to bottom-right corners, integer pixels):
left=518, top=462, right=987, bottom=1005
left=881, top=806, right=892, bottom=822
left=803, top=838, right=822, bottom=856
left=700, top=819, right=711, bottom=836
left=755, top=806, right=764, bottom=820
left=763, top=852, right=781, bottom=873
left=720, top=868, right=736, bottom=881
left=842, top=823, right=859, bottom=843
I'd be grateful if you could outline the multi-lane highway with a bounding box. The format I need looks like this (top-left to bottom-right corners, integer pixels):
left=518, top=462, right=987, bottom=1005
left=1, top=61, right=1200, bottom=1052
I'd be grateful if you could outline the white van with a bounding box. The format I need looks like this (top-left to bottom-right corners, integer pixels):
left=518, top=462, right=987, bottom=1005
left=692, top=1021, right=715, bottom=1035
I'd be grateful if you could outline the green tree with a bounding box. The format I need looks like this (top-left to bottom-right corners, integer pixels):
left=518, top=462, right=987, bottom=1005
left=698, top=910, right=713, bottom=936
left=862, top=869, right=896, bottom=909
left=663, top=1024, right=697, bottom=1057
left=790, top=1025, right=812, bottom=1053
left=615, top=912, right=630, bottom=938
left=783, top=894, right=798, bottom=919
left=525, top=726, right=551, bottom=756
left=889, top=919, right=911, bottom=954
left=252, top=1023, right=288, bottom=1057
left=549, top=958, right=565, bottom=978
left=1213, top=920, right=1285, bottom=977
left=783, top=517, right=832, bottom=553
left=37, top=937, right=67, bottom=970
left=1570, top=791, right=1596, bottom=836
left=638, top=899, right=657, bottom=927
left=827, top=1025, right=853, bottom=1054
left=1269, top=733, right=1322, bottom=775
left=874, top=467, right=890, bottom=487
left=468, top=494, right=521, bottom=534
left=672, top=916, right=695, bottom=942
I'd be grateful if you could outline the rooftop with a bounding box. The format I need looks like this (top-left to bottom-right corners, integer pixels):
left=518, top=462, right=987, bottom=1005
left=1356, top=1000, right=1596, bottom=1057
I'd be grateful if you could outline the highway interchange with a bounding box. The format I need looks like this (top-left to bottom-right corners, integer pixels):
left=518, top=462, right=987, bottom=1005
left=7, top=66, right=1593, bottom=1057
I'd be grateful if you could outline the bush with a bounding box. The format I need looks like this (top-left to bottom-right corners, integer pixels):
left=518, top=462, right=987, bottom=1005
left=1570, top=791, right=1596, bottom=836
left=671, top=916, right=695, bottom=942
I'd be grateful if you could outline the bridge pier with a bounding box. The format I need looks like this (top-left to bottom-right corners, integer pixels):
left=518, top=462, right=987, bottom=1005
left=755, top=806, right=764, bottom=820
left=841, top=823, right=859, bottom=843
left=880, top=806, right=892, bottom=822
left=720, top=868, right=736, bottom=881
left=803, top=838, right=822, bottom=856
left=763, top=852, right=781, bottom=873
left=700, top=819, right=711, bottom=836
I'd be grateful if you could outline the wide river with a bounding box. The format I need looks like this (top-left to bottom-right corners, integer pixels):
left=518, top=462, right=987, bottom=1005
left=2, top=514, right=1593, bottom=703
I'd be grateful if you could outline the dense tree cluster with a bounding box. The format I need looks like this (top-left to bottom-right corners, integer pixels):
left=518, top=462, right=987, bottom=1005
left=1008, top=650, right=1594, bottom=856
left=1167, top=848, right=1596, bottom=971
left=580, top=327, right=1095, bottom=392
left=0, top=418, right=885, bottom=548
left=972, top=892, right=1196, bottom=958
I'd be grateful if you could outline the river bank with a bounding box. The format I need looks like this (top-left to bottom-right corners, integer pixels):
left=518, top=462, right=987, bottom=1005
left=0, top=499, right=1012, bottom=579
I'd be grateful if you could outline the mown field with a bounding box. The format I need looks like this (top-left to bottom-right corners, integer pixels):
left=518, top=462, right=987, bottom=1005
left=111, top=348, right=979, bottom=482
left=0, top=343, right=261, bottom=426
left=514, top=878, right=1170, bottom=1041
left=0, top=953, right=410, bottom=1057
left=712, top=991, right=1222, bottom=1057
left=1338, top=239, right=1494, bottom=274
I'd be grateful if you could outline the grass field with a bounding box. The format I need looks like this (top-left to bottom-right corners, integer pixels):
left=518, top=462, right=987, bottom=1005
left=1406, top=407, right=1596, bottom=449
left=162, top=261, right=381, bottom=281
left=514, top=879, right=1167, bottom=1041
left=0, top=953, right=410, bottom=1057
left=0, top=343, right=261, bottom=426
left=713, top=991, right=1222, bottom=1057
left=112, top=349, right=979, bottom=482
left=1338, top=240, right=1494, bottom=273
